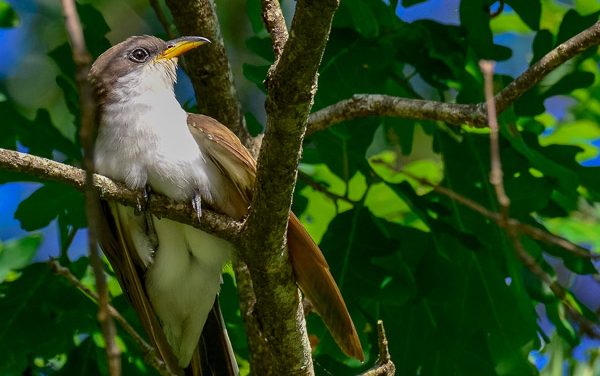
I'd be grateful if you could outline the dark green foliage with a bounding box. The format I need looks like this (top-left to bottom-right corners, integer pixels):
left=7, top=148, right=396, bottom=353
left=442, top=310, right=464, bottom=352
left=1, top=0, right=600, bottom=375
left=0, top=0, right=18, bottom=28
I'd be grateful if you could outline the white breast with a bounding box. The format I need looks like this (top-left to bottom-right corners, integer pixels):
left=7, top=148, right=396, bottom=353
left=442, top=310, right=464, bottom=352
left=94, top=64, right=217, bottom=202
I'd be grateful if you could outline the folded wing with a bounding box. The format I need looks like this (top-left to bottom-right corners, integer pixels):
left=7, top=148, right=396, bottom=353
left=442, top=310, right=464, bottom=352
left=187, top=114, right=364, bottom=361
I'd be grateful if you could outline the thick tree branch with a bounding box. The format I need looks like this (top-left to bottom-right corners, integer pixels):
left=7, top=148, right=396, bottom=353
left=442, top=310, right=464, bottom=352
left=60, top=1, right=120, bottom=374
left=0, top=149, right=241, bottom=243
left=164, top=0, right=258, bottom=154
left=240, top=0, right=339, bottom=374
left=307, top=20, right=600, bottom=133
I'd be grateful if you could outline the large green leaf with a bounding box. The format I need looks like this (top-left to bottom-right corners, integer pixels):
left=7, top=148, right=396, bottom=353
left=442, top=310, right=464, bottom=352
left=0, top=262, right=97, bottom=375
left=0, top=235, right=42, bottom=283
left=505, top=0, right=541, bottom=30
left=15, top=183, right=86, bottom=231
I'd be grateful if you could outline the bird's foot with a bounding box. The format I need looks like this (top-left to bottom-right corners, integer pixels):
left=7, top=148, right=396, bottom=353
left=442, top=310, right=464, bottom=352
left=135, top=185, right=152, bottom=214
left=192, top=193, right=202, bottom=222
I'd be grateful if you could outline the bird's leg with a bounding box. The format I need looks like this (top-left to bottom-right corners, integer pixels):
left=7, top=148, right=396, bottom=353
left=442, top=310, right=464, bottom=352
left=192, top=193, right=202, bottom=222
left=135, top=185, right=152, bottom=214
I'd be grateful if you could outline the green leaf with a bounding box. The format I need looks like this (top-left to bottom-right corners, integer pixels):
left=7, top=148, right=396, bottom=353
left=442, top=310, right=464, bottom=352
left=530, top=29, right=554, bottom=65
left=15, top=183, right=86, bottom=231
left=244, top=111, right=264, bottom=136
left=245, top=36, right=275, bottom=63
left=555, top=9, right=600, bottom=46
left=0, top=235, right=42, bottom=283
left=242, top=64, right=268, bottom=93
left=246, top=0, right=265, bottom=34
left=460, top=0, right=513, bottom=60
left=55, top=337, right=102, bottom=376
left=0, top=262, right=97, bottom=375
left=16, top=109, right=81, bottom=160
left=505, top=0, right=541, bottom=30
left=0, top=0, right=18, bottom=28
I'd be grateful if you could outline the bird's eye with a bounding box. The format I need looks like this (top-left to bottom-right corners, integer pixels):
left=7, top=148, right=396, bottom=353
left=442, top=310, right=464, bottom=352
left=129, top=48, right=150, bottom=63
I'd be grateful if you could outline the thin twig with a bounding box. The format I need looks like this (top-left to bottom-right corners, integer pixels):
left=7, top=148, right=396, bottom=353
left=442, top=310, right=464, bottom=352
left=149, top=0, right=175, bottom=40
left=261, top=0, right=289, bottom=59
left=306, top=21, right=600, bottom=134
left=60, top=1, right=120, bottom=374
left=48, top=260, right=175, bottom=376
left=370, top=158, right=599, bottom=260
left=297, top=170, right=357, bottom=205
left=358, top=320, right=395, bottom=376
left=479, top=61, right=599, bottom=339
left=480, top=60, right=510, bottom=222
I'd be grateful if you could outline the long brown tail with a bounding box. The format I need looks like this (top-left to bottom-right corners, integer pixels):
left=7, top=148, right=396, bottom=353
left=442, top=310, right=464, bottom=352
left=287, top=214, right=364, bottom=361
left=187, top=299, right=239, bottom=376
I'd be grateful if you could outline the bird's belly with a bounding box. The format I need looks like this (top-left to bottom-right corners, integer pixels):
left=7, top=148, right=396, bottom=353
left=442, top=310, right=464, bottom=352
left=145, top=215, right=232, bottom=366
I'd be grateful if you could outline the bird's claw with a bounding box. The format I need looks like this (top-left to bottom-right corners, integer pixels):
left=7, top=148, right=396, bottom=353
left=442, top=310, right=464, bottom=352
left=135, top=185, right=152, bottom=214
left=192, top=193, right=202, bottom=222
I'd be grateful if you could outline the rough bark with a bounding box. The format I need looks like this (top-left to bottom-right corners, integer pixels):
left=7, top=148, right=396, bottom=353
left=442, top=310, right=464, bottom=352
left=239, top=0, right=340, bottom=374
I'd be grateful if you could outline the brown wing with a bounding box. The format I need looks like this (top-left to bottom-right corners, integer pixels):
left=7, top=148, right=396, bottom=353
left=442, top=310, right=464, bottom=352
left=187, top=114, right=364, bottom=361
left=188, top=114, right=254, bottom=220
left=97, top=200, right=239, bottom=375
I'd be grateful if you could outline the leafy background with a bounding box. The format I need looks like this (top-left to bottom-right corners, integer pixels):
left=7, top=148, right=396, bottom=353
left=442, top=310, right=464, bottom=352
left=1, top=0, right=600, bottom=375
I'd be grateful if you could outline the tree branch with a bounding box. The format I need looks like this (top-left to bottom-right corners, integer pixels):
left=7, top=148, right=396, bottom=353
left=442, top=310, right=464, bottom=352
left=307, top=95, right=481, bottom=135
left=261, top=0, right=288, bottom=59
left=372, top=159, right=598, bottom=261
left=481, top=60, right=510, bottom=222
left=482, top=60, right=599, bottom=340
left=0, top=148, right=241, bottom=243
left=359, top=321, right=395, bottom=376
left=239, top=0, right=339, bottom=374
left=307, top=20, right=600, bottom=134
left=60, top=1, right=120, bottom=374
left=164, top=0, right=258, bottom=154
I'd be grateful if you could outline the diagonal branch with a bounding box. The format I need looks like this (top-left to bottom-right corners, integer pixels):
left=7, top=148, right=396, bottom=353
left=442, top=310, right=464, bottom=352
left=307, top=20, right=600, bottom=134
left=0, top=148, right=241, bottom=243
left=307, top=95, right=481, bottom=135
left=240, top=0, right=340, bottom=374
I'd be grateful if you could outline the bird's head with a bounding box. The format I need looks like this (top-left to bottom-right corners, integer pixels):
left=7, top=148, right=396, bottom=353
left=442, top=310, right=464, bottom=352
left=89, top=35, right=209, bottom=105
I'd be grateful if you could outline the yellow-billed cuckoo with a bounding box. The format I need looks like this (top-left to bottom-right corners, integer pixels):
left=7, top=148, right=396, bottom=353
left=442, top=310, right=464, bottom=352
left=89, top=35, right=363, bottom=374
